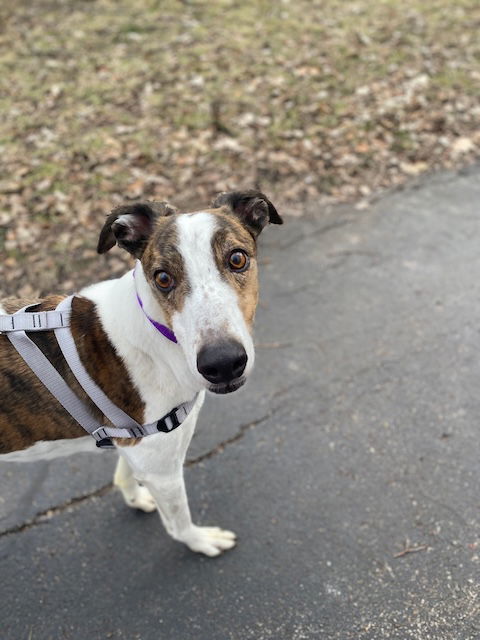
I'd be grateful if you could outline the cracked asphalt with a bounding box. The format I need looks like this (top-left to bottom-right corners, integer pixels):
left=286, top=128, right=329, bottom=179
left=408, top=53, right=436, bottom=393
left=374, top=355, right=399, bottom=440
left=2, top=166, right=480, bottom=640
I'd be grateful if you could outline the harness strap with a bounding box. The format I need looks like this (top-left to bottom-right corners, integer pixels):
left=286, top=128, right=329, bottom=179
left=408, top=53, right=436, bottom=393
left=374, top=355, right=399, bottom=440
left=54, top=296, right=142, bottom=431
left=1, top=299, right=197, bottom=448
left=6, top=307, right=100, bottom=434
left=0, top=309, right=71, bottom=333
left=92, top=397, right=197, bottom=442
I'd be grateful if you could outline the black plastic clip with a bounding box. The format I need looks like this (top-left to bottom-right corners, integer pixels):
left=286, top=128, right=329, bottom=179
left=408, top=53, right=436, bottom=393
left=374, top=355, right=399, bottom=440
left=96, top=437, right=115, bottom=449
left=156, top=408, right=181, bottom=433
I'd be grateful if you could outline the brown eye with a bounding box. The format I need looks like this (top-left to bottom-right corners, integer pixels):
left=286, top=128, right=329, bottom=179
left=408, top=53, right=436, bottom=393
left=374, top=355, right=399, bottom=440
left=228, top=250, right=249, bottom=272
left=154, top=271, right=175, bottom=292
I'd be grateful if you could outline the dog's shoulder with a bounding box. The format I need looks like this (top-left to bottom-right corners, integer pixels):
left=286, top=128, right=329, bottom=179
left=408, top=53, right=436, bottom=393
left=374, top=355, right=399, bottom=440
left=1, top=294, right=65, bottom=314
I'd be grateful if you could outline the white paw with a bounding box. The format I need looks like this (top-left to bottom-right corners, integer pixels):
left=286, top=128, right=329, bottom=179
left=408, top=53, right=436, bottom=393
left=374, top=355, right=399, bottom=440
left=119, top=484, right=157, bottom=513
left=181, top=525, right=237, bottom=557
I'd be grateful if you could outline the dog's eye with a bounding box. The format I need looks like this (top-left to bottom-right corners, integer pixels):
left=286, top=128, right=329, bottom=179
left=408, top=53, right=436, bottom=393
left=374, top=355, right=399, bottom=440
left=154, top=270, right=175, bottom=292
left=228, top=250, right=249, bottom=273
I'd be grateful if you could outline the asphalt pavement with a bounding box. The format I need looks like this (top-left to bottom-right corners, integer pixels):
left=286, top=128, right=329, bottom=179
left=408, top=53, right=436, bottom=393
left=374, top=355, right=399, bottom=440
left=1, top=166, right=480, bottom=640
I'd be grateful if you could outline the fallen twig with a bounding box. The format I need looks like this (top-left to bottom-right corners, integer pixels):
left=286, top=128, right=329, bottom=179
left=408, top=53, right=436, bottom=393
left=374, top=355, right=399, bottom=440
left=393, top=544, right=428, bottom=558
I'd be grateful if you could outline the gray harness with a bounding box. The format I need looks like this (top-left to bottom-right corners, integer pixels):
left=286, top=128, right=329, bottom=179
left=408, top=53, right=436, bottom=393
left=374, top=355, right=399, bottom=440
left=0, top=296, right=197, bottom=448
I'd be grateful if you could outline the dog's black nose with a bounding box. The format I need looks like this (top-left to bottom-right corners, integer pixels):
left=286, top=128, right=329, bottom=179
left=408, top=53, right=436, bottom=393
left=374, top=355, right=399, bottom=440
left=197, top=340, right=247, bottom=384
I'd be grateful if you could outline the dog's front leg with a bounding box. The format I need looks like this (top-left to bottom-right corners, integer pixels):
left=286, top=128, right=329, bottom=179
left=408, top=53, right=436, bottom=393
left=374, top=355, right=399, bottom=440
left=113, top=455, right=157, bottom=513
left=143, top=467, right=236, bottom=557
left=116, top=405, right=236, bottom=557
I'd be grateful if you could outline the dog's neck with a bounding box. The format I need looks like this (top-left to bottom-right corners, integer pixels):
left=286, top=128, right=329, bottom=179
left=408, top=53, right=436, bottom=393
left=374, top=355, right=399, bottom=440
left=81, top=268, right=201, bottom=424
left=0, top=271, right=200, bottom=455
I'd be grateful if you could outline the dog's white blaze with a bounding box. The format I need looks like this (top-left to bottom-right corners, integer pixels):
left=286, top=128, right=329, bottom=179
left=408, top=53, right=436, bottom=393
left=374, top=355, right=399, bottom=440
left=172, top=212, right=255, bottom=384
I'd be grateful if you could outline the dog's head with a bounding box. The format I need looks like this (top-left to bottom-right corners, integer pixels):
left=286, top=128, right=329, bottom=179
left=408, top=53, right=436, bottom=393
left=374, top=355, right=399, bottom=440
left=98, top=191, right=282, bottom=394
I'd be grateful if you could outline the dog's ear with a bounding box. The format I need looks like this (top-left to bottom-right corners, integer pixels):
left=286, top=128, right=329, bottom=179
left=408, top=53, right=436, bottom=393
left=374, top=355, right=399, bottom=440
left=97, top=201, right=177, bottom=256
left=212, top=190, right=283, bottom=237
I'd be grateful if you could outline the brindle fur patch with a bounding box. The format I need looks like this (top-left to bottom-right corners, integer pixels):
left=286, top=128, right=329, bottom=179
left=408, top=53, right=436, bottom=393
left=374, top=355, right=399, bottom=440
left=209, top=209, right=259, bottom=327
left=140, top=215, right=190, bottom=328
left=0, top=296, right=144, bottom=453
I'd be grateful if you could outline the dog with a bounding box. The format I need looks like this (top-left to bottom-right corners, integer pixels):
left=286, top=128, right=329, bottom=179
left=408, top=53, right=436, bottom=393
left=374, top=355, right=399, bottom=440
left=0, top=190, right=282, bottom=556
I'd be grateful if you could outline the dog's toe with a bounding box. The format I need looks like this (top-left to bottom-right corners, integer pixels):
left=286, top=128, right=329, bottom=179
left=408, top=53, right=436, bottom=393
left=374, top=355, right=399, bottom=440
left=182, top=525, right=237, bottom=556
left=120, top=484, right=157, bottom=513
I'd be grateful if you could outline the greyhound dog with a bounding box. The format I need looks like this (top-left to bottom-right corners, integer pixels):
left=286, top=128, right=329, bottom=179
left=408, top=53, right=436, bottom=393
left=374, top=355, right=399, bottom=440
left=0, top=190, right=282, bottom=556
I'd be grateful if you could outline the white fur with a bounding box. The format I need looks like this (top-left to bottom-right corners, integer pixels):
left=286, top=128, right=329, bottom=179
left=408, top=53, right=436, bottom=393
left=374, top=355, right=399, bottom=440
left=0, top=211, right=259, bottom=556
left=172, top=213, right=255, bottom=384
left=82, top=272, right=201, bottom=423
left=0, top=436, right=96, bottom=462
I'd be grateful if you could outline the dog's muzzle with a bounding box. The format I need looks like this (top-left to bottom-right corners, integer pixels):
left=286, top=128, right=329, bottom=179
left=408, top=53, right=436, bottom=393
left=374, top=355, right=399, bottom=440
left=197, top=339, right=247, bottom=394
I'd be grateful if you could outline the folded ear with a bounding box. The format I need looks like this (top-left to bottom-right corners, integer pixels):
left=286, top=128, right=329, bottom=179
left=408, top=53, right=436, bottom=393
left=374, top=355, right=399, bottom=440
left=212, top=190, right=283, bottom=236
left=97, top=201, right=177, bottom=257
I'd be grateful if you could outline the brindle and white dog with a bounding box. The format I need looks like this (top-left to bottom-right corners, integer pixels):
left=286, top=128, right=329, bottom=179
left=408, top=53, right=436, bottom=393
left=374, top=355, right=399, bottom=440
left=0, top=190, right=282, bottom=556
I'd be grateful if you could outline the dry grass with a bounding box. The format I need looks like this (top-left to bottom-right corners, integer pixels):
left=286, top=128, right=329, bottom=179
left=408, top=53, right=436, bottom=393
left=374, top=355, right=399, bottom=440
left=0, top=0, right=479, bottom=295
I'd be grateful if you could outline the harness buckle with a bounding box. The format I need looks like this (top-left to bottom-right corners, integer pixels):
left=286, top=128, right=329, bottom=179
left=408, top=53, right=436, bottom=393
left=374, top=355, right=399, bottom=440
left=156, top=407, right=181, bottom=433
left=96, top=437, right=115, bottom=449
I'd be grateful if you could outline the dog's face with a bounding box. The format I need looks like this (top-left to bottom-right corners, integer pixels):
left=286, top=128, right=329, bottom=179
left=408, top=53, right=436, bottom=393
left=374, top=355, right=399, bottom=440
left=98, top=191, right=282, bottom=394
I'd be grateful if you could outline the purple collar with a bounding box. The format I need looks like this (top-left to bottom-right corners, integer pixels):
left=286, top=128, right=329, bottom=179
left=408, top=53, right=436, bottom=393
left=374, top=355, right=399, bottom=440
left=133, top=262, right=178, bottom=344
